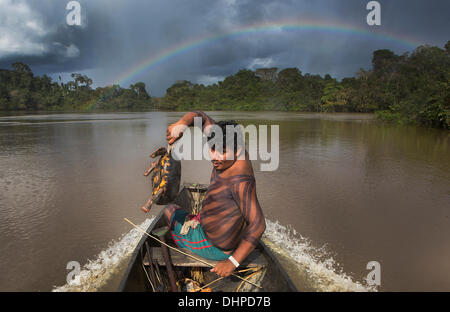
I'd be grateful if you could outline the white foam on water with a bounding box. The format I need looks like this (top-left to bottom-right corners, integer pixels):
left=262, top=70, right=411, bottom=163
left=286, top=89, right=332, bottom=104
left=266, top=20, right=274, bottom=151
left=52, top=217, right=154, bottom=292
left=263, top=219, right=377, bottom=292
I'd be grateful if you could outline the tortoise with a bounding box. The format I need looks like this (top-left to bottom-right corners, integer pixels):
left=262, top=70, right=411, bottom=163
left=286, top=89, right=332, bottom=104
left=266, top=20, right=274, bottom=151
left=141, top=145, right=181, bottom=213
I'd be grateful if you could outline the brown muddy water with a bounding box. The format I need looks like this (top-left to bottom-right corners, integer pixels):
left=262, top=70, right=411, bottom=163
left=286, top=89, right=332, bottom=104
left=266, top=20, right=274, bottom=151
left=0, top=111, right=449, bottom=291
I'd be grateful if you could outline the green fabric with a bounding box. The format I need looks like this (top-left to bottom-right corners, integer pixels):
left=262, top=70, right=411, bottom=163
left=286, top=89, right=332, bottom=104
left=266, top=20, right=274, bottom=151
left=169, top=209, right=228, bottom=261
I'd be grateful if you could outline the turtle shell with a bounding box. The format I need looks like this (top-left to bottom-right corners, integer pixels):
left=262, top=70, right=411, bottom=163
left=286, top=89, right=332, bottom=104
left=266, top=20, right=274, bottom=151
left=147, top=146, right=181, bottom=205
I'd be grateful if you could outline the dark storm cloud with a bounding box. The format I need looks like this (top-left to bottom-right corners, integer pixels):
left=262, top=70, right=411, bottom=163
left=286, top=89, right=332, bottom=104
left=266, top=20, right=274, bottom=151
left=0, top=0, right=448, bottom=96
left=0, top=0, right=119, bottom=73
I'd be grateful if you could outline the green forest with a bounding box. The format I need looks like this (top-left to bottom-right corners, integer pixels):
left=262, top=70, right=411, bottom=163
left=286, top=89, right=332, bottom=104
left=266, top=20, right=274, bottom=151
left=0, top=41, right=448, bottom=129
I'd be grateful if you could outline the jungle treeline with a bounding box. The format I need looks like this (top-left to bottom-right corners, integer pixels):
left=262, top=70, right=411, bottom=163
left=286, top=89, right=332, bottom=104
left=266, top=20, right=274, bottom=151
left=0, top=41, right=448, bottom=129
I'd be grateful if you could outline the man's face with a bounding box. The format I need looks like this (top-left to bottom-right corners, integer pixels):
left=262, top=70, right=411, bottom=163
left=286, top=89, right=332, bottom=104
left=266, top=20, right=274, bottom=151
left=209, top=146, right=235, bottom=171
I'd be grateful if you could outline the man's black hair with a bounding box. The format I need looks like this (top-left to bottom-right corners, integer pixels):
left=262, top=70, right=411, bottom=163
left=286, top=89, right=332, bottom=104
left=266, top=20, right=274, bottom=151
left=207, top=120, right=244, bottom=154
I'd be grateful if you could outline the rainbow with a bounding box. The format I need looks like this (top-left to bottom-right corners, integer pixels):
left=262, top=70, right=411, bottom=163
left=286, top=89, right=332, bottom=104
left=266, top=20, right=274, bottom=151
left=111, top=19, right=422, bottom=86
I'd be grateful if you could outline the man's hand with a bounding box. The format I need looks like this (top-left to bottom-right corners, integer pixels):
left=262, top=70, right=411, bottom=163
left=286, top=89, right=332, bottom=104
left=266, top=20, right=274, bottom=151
left=166, top=121, right=188, bottom=145
left=210, top=259, right=236, bottom=277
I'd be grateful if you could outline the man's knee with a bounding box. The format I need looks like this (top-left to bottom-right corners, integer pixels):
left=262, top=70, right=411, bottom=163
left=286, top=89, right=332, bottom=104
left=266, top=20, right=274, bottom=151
left=163, top=203, right=180, bottom=224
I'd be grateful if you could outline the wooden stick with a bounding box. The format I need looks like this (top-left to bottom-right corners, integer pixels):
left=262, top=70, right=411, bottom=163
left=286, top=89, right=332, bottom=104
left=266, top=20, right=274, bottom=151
left=195, top=276, right=225, bottom=292
left=141, top=262, right=156, bottom=292
left=236, top=267, right=264, bottom=292
left=195, top=267, right=261, bottom=292
left=144, top=241, right=159, bottom=291
left=124, top=218, right=262, bottom=289
left=156, top=231, right=178, bottom=292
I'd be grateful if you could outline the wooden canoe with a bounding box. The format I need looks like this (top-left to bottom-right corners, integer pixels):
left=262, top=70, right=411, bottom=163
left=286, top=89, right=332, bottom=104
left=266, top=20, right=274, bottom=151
left=118, top=183, right=297, bottom=292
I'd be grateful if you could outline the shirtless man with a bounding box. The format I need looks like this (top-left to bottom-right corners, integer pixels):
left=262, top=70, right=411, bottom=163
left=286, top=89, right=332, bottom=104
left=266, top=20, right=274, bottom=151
left=164, top=111, right=266, bottom=278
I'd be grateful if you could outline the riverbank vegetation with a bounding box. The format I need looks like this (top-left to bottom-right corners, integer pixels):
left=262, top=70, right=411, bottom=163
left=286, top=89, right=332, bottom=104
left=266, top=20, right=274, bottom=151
left=0, top=65, right=151, bottom=112
left=0, top=41, right=448, bottom=128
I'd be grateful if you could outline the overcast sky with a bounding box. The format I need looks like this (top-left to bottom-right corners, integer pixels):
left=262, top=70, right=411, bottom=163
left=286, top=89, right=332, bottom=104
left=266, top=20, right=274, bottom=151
left=0, top=0, right=449, bottom=96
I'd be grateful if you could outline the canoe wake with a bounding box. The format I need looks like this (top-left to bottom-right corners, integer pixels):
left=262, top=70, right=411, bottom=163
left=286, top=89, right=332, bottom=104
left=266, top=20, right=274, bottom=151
left=263, top=219, right=376, bottom=292
left=52, top=217, right=154, bottom=292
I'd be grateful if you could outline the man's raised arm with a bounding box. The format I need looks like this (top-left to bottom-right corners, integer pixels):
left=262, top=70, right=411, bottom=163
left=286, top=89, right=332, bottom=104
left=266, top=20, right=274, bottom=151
left=167, top=111, right=215, bottom=144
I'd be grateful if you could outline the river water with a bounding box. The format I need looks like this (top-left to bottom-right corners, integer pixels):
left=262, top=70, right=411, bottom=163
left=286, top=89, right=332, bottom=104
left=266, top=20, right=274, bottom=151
left=0, top=111, right=449, bottom=291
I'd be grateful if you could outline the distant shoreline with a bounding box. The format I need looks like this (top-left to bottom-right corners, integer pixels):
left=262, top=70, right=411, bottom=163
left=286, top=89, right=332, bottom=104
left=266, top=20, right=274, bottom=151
left=2, top=40, right=449, bottom=129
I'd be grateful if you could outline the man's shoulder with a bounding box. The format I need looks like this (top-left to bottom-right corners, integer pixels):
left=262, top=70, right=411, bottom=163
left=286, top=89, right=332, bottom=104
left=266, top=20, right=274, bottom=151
left=231, top=153, right=254, bottom=176
left=228, top=164, right=255, bottom=185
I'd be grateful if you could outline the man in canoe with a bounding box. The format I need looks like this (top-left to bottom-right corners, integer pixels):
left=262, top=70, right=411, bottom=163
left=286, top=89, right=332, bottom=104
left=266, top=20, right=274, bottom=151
left=164, top=111, right=266, bottom=278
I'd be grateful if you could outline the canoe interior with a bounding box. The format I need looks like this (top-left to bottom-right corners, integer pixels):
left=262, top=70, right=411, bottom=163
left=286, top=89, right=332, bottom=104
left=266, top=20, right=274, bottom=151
left=118, top=183, right=297, bottom=292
